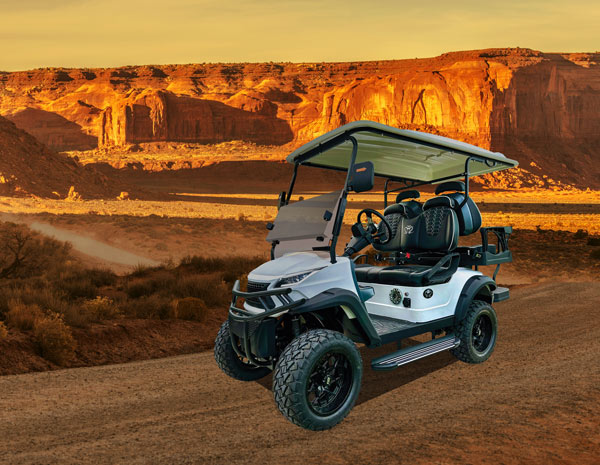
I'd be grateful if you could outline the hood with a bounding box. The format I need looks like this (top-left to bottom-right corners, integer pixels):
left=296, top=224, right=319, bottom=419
left=249, top=252, right=331, bottom=281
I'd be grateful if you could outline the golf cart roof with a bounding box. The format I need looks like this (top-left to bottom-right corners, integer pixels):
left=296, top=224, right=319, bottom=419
left=287, top=121, right=518, bottom=184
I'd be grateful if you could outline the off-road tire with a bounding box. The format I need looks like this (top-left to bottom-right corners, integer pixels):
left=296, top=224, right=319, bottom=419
left=451, top=299, right=498, bottom=364
left=214, top=321, right=271, bottom=381
left=273, top=329, right=362, bottom=431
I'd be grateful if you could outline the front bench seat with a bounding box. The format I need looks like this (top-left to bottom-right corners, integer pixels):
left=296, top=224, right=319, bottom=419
left=355, top=196, right=459, bottom=286
left=373, top=190, right=422, bottom=253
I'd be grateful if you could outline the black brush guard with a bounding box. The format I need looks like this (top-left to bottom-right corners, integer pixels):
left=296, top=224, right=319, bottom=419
left=228, top=280, right=306, bottom=367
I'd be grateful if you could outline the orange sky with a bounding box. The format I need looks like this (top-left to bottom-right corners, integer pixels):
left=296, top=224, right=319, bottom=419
left=1, top=0, right=598, bottom=71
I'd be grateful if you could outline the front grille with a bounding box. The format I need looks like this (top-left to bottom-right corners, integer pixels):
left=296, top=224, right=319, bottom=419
left=229, top=317, right=261, bottom=338
left=245, top=281, right=275, bottom=309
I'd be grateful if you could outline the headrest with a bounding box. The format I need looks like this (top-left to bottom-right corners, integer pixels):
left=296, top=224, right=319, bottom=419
left=435, top=181, right=465, bottom=195
left=395, top=189, right=420, bottom=203
left=423, top=195, right=455, bottom=210
left=383, top=203, right=407, bottom=216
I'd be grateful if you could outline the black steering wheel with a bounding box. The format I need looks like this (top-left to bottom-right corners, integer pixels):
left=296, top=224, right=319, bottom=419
left=355, top=208, right=392, bottom=245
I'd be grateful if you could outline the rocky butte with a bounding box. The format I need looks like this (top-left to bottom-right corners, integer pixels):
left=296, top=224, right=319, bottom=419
left=0, top=48, right=599, bottom=188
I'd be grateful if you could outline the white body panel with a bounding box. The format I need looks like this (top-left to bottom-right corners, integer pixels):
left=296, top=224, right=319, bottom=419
left=361, top=268, right=482, bottom=323
left=245, top=252, right=358, bottom=314
left=244, top=251, right=482, bottom=324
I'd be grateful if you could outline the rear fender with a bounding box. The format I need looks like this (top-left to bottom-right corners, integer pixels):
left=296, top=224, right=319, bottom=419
left=454, top=276, right=496, bottom=324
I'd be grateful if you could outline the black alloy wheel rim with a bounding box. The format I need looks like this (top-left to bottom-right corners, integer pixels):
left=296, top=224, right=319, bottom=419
left=306, top=352, right=353, bottom=416
left=472, top=314, right=493, bottom=353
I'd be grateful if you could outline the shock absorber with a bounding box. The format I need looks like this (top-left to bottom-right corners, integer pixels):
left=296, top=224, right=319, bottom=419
left=291, top=316, right=301, bottom=337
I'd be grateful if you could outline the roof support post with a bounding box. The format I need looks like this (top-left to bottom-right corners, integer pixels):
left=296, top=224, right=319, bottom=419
left=329, top=135, right=359, bottom=264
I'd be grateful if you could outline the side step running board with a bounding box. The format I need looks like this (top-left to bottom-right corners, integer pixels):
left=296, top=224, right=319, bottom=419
left=371, top=335, right=459, bottom=371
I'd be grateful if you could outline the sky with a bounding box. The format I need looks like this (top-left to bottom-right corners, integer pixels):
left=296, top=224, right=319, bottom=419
left=1, top=0, right=599, bottom=71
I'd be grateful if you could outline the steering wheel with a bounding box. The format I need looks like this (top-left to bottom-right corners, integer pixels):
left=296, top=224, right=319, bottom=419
left=355, top=208, right=392, bottom=245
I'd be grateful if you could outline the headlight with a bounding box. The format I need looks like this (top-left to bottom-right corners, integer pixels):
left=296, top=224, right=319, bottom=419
left=278, top=270, right=316, bottom=286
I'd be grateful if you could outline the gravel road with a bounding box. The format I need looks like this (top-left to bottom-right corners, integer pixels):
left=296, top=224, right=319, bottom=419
left=1, top=281, right=598, bottom=465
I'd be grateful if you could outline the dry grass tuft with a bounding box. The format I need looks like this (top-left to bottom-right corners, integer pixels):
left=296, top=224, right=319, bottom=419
left=0, top=321, right=8, bottom=340
left=5, top=301, right=44, bottom=331
left=171, top=297, right=209, bottom=322
left=33, top=313, right=76, bottom=365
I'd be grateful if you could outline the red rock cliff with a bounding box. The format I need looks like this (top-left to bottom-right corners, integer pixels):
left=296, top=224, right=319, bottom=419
left=1, top=48, right=599, bottom=187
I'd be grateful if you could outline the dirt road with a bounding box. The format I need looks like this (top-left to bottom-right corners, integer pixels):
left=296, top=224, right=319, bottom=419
left=1, top=281, right=598, bottom=465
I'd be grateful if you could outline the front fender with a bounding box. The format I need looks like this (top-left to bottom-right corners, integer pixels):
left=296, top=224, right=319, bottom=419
left=291, top=288, right=382, bottom=347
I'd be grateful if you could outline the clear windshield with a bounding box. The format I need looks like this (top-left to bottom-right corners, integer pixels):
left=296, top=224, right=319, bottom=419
left=266, top=190, right=343, bottom=243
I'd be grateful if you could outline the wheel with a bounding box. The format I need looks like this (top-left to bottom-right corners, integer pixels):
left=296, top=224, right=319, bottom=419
left=451, top=300, right=498, bottom=364
left=214, top=321, right=272, bottom=381
left=272, top=329, right=362, bottom=431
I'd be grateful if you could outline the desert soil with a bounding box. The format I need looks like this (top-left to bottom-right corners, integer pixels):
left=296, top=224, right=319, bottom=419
left=0, top=281, right=598, bottom=465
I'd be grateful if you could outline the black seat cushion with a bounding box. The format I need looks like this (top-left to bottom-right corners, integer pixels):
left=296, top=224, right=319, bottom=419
left=355, top=262, right=455, bottom=287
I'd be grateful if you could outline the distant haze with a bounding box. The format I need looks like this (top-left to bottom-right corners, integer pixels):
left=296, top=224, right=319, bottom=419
left=0, top=0, right=598, bottom=71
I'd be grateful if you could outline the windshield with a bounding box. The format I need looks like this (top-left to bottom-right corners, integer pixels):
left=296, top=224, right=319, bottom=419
left=266, top=190, right=343, bottom=253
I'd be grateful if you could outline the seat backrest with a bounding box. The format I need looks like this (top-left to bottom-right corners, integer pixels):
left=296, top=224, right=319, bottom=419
left=373, top=190, right=423, bottom=252
left=399, top=196, right=459, bottom=252
left=435, top=181, right=482, bottom=236
left=394, top=189, right=423, bottom=219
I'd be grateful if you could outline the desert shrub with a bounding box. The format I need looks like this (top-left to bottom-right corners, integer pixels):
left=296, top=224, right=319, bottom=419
left=587, top=237, right=600, bottom=247
left=129, top=263, right=164, bottom=278
left=590, top=249, right=600, bottom=260
left=11, top=285, right=74, bottom=317
left=0, top=222, right=72, bottom=279
left=81, top=268, right=117, bottom=287
left=4, top=301, right=44, bottom=331
left=126, top=271, right=177, bottom=298
left=171, top=273, right=229, bottom=307
left=33, top=313, right=76, bottom=365
left=55, top=274, right=97, bottom=300
left=61, top=297, right=120, bottom=328
left=573, top=229, right=588, bottom=239
left=171, top=297, right=209, bottom=322
left=82, top=296, right=120, bottom=321
left=120, top=294, right=172, bottom=319
left=0, top=321, right=8, bottom=339
left=179, top=255, right=264, bottom=275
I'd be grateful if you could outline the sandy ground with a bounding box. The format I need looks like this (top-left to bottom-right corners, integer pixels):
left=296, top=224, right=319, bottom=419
left=0, top=281, right=598, bottom=465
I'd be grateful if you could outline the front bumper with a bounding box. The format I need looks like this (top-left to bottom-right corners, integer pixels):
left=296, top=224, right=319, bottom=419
left=228, top=280, right=306, bottom=366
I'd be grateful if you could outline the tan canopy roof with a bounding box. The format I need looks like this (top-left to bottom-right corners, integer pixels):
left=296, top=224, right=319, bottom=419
left=287, top=121, right=518, bottom=183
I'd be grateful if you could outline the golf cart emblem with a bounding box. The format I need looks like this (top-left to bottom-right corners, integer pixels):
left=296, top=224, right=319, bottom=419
left=423, top=288, right=433, bottom=299
left=404, top=225, right=414, bottom=234
left=389, top=288, right=403, bottom=305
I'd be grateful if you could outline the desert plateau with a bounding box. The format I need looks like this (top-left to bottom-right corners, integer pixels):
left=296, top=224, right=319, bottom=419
left=0, top=47, right=599, bottom=464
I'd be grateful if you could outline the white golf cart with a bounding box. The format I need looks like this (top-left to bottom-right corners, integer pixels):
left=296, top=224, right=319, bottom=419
left=215, top=121, right=518, bottom=431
